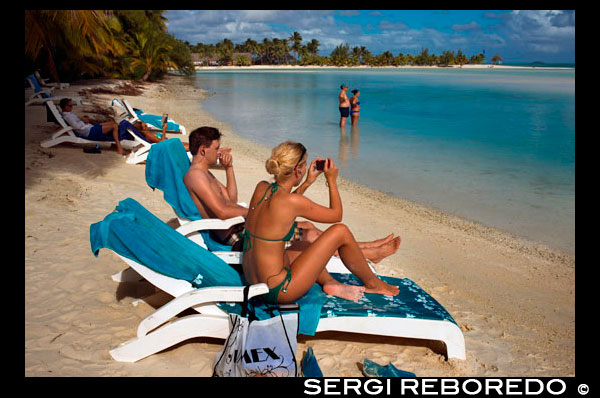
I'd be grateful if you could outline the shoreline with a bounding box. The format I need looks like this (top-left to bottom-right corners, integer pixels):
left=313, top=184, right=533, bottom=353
left=186, top=71, right=574, bottom=259
left=25, top=74, right=575, bottom=376
left=193, top=64, right=574, bottom=71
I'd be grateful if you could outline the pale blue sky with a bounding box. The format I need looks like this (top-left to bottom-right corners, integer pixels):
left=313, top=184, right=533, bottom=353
left=164, top=10, right=575, bottom=63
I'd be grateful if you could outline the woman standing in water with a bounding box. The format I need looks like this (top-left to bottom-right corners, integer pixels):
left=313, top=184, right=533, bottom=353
left=241, top=141, right=399, bottom=304
left=350, top=89, right=361, bottom=125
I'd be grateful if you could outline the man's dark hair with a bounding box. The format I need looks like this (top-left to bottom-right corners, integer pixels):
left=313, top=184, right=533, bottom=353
left=189, top=126, right=222, bottom=155
left=59, top=98, right=71, bottom=110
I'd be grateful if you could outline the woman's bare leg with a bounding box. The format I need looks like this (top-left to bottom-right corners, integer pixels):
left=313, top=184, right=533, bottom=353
left=280, top=224, right=399, bottom=303
left=295, top=221, right=400, bottom=264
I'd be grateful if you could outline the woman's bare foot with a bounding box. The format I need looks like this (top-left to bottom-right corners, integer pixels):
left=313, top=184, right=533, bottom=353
left=322, top=282, right=366, bottom=302
left=364, top=278, right=400, bottom=296
left=364, top=237, right=401, bottom=264
left=361, top=233, right=395, bottom=248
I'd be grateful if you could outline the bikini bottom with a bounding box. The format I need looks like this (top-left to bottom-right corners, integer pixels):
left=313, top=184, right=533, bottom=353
left=262, top=266, right=292, bottom=304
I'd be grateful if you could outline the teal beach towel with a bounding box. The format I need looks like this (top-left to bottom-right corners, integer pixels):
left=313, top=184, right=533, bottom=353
left=144, top=139, right=232, bottom=252
left=90, top=198, right=326, bottom=335
left=26, top=74, right=50, bottom=98
left=134, top=109, right=180, bottom=132
left=90, top=198, right=241, bottom=287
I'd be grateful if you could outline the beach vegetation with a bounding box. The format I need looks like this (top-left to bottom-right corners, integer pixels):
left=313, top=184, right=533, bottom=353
left=492, top=53, right=503, bottom=65
left=234, top=54, right=252, bottom=66
left=25, top=10, right=126, bottom=82
left=216, top=38, right=235, bottom=65
left=124, top=31, right=174, bottom=81
left=330, top=43, right=350, bottom=66
left=25, top=10, right=195, bottom=83
left=469, top=53, right=486, bottom=64
left=307, top=39, right=321, bottom=57
left=188, top=32, right=494, bottom=68
left=289, top=32, right=303, bottom=61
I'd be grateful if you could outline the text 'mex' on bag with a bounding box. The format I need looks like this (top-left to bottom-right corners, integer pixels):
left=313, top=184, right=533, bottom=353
left=213, top=285, right=299, bottom=377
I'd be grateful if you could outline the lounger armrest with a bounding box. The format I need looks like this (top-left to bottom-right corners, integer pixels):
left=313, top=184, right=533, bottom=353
left=28, top=89, right=53, bottom=100
left=137, top=284, right=268, bottom=338
left=175, top=216, right=245, bottom=237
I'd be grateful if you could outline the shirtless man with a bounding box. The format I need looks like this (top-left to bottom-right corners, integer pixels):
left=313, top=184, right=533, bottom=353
left=183, top=126, right=401, bottom=261
left=338, top=84, right=350, bottom=127
left=183, top=126, right=247, bottom=250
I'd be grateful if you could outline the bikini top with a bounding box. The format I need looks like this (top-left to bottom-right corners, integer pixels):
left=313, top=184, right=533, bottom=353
left=241, top=182, right=296, bottom=252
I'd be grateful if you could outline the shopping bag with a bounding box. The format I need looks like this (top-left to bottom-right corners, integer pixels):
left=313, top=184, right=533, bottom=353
left=213, top=286, right=299, bottom=377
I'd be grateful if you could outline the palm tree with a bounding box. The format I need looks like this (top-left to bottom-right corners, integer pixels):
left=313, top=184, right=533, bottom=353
left=298, top=45, right=309, bottom=64
left=242, top=38, right=260, bottom=63
left=216, top=38, right=234, bottom=65
left=455, top=50, right=468, bottom=67
left=349, top=47, right=358, bottom=65
left=395, top=52, right=407, bottom=66
left=330, top=43, right=350, bottom=66
left=307, top=39, right=320, bottom=56
left=25, top=10, right=124, bottom=81
left=439, top=50, right=455, bottom=67
left=125, top=31, right=175, bottom=81
left=261, top=38, right=273, bottom=64
left=491, top=53, right=503, bottom=65
left=289, top=31, right=303, bottom=62
left=271, top=38, right=290, bottom=64
left=469, top=53, right=486, bottom=64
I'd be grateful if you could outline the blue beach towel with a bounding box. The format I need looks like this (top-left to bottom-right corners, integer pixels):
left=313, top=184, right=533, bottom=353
left=145, top=139, right=231, bottom=252
left=118, top=120, right=152, bottom=144
left=90, top=198, right=240, bottom=287
left=90, top=198, right=326, bottom=335
left=134, top=109, right=180, bottom=132
left=26, top=74, right=50, bottom=98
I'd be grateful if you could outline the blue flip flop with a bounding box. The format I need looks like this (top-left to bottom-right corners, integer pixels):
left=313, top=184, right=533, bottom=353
left=362, top=359, right=416, bottom=377
left=301, top=347, right=324, bottom=377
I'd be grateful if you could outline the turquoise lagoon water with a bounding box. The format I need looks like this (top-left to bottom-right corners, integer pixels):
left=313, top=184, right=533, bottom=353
left=192, top=68, right=575, bottom=254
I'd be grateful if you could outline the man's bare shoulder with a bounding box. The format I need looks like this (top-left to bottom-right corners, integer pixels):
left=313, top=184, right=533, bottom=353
left=183, top=166, right=211, bottom=187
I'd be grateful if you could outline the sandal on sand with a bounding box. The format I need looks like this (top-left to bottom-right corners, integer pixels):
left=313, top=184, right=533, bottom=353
left=362, top=359, right=415, bottom=377
left=301, top=347, right=323, bottom=377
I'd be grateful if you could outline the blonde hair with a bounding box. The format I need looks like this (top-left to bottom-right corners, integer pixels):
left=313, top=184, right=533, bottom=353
left=265, top=141, right=307, bottom=180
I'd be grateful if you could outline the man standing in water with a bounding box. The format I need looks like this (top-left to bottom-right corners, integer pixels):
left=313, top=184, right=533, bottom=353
left=338, top=84, right=350, bottom=127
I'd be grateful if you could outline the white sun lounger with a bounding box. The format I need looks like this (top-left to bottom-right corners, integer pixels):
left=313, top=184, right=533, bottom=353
left=34, top=70, right=69, bottom=90
left=39, top=100, right=152, bottom=164
left=92, top=198, right=466, bottom=363
left=25, top=75, right=84, bottom=107
left=110, top=98, right=187, bottom=135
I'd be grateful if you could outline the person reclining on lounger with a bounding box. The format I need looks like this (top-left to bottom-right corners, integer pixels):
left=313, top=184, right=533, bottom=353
left=183, top=127, right=400, bottom=263
left=241, top=141, right=400, bottom=303
left=132, top=120, right=189, bottom=151
left=59, top=98, right=129, bottom=155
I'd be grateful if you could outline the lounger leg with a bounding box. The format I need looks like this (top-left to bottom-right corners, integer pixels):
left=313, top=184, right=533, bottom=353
left=316, top=317, right=466, bottom=360
left=111, top=267, right=143, bottom=283
left=40, top=133, right=75, bottom=148
left=109, top=314, right=230, bottom=362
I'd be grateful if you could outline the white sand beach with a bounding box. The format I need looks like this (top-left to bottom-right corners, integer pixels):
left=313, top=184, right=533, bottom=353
left=25, top=74, right=574, bottom=377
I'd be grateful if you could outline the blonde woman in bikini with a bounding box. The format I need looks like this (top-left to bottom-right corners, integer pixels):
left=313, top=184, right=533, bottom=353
left=241, top=141, right=400, bottom=304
